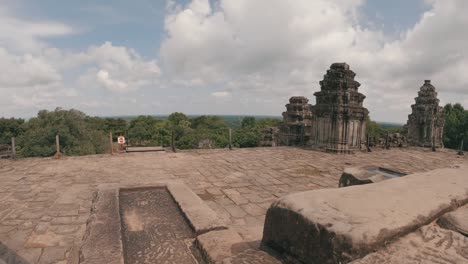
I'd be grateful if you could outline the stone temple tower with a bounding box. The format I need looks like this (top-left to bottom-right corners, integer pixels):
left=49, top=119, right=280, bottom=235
left=280, top=96, right=313, bottom=145
left=311, top=63, right=369, bottom=153
left=406, top=80, right=445, bottom=148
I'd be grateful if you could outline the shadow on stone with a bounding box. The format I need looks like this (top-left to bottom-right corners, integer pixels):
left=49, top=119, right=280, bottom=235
left=0, top=242, right=31, bottom=264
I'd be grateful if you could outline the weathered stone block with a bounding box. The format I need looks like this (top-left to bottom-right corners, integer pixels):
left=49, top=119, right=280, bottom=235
left=339, top=166, right=406, bottom=187
left=262, top=165, right=468, bottom=264
left=437, top=204, right=468, bottom=236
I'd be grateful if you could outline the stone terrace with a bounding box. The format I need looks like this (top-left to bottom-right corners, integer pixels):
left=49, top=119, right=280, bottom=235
left=0, top=147, right=466, bottom=263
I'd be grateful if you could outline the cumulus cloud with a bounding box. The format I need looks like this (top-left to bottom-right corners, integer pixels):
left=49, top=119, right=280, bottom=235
left=211, top=91, right=231, bottom=98
left=0, top=3, right=161, bottom=116
left=160, top=0, right=468, bottom=122
left=0, top=6, right=74, bottom=52
left=79, top=42, right=161, bottom=93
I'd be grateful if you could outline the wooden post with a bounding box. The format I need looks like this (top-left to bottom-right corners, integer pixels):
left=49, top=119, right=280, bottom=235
left=11, top=137, right=16, bottom=159
left=171, top=130, right=176, bottom=152
left=109, top=132, right=114, bottom=154
left=385, top=132, right=389, bottom=149
left=56, top=135, right=60, bottom=153
left=366, top=134, right=372, bottom=152
left=53, top=134, right=61, bottom=159
left=228, top=128, right=232, bottom=150
left=458, top=139, right=464, bottom=156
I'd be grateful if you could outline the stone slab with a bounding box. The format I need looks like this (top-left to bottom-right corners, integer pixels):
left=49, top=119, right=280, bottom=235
left=351, top=223, right=468, bottom=264
left=78, top=188, right=124, bottom=264
left=125, top=146, right=164, bottom=152
left=196, top=229, right=245, bottom=263
left=438, top=204, right=468, bottom=236
left=167, top=183, right=228, bottom=235
left=262, top=164, right=468, bottom=264
left=339, top=166, right=406, bottom=187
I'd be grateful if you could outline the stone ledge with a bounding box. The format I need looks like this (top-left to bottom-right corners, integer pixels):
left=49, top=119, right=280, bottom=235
left=196, top=229, right=245, bottom=263
left=168, top=183, right=228, bottom=235
left=262, top=164, right=468, bottom=264
left=78, top=182, right=228, bottom=264
left=79, top=188, right=124, bottom=264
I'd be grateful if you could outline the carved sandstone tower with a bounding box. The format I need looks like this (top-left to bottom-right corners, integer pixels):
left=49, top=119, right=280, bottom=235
left=280, top=96, right=313, bottom=145
left=406, top=80, right=445, bottom=148
left=312, top=63, right=369, bottom=153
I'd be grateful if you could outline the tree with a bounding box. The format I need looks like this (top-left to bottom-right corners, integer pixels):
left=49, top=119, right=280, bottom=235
left=128, top=116, right=158, bottom=146
left=0, top=118, right=25, bottom=145
left=256, top=117, right=281, bottom=128
left=233, top=128, right=261, bottom=148
left=241, top=117, right=256, bottom=128
left=18, top=108, right=108, bottom=157
left=366, top=118, right=383, bottom=139
left=444, top=103, right=468, bottom=150
left=167, top=112, right=190, bottom=141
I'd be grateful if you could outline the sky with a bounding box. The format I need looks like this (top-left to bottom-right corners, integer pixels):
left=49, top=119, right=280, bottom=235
left=0, top=0, right=467, bottom=123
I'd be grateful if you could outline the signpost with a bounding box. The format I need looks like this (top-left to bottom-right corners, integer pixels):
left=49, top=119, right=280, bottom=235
left=118, top=135, right=125, bottom=151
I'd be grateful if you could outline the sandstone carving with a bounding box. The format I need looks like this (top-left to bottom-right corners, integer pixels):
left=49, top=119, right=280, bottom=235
left=280, top=96, right=313, bottom=146
left=260, top=127, right=280, bottom=147
left=280, top=63, right=369, bottom=153
left=406, top=80, right=445, bottom=148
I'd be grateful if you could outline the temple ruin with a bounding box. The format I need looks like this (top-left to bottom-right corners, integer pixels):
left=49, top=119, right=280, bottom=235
left=406, top=80, right=445, bottom=148
left=280, top=63, right=369, bottom=153
left=279, top=96, right=313, bottom=145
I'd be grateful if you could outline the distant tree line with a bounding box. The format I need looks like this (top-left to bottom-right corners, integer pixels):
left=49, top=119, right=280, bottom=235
left=0, top=108, right=281, bottom=157
left=1, top=104, right=466, bottom=158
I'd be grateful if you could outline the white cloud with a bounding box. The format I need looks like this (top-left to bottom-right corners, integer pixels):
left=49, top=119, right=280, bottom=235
left=211, top=91, right=231, bottom=98
left=0, top=48, right=61, bottom=88
left=96, top=70, right=129, bottom=92
left=0, top=6, right=74, bottom=52
left=160, top=0, right=468, bottom=122
left=0, top=3, right=161, bottom=116
left=79, top=42, right=161, bottom=93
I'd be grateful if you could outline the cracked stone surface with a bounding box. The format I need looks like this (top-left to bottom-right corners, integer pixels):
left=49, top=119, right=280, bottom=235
left=0, top=147, right=465, bottom=263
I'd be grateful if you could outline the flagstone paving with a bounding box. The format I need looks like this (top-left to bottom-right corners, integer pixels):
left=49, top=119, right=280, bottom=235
left=0, top=147, right=465, bottom=263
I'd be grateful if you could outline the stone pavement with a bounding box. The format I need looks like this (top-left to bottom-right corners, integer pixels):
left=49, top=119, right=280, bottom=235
left=0, top=147, right=465, bottom=263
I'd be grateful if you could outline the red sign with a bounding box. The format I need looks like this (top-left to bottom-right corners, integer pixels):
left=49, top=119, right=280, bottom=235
left=117, top=136, right=125, bottom=145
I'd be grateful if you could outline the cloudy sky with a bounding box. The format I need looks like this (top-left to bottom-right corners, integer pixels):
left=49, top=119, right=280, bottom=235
left=1, top=0, right=467, bottom=122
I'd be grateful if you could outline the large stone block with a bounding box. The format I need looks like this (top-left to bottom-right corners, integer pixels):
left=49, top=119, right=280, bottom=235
left=262, top=164, right=468, bottom=264
left=437, top=204, right=468, bottom=236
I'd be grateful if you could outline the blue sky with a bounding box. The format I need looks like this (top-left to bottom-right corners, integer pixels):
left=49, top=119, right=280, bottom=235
left=1, top=0, right=467, bottom=122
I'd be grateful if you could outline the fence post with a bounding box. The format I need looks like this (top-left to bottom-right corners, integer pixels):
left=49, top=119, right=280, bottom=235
left=229, top=128, right=232, bottom=150
left=459, top=139, right=464, bottom=156
left=385, top=132, right=389, bottom=149
left=11, top=137, right=16, bottom=159
left=53, top=134, right=62, bottom=159
left=109, top=132, right=114, bottom=154
left=171, top=130, right=176, bottom=152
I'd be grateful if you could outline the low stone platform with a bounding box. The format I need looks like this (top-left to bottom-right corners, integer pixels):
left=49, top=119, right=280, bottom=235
left=262, top=164, right=468, bottom=263
left=0, top=147, right=466, bottom=263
